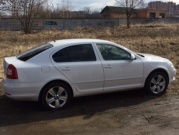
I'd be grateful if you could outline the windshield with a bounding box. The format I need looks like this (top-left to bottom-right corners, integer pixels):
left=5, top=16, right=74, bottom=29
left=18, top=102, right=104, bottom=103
left=17, top=43, right=53, bottom=61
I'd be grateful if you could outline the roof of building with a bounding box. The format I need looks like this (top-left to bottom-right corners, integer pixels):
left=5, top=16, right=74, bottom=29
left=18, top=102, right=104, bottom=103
left=100, top=6, right=168, bottom=14
left=100, top=6, right=126, bottom=14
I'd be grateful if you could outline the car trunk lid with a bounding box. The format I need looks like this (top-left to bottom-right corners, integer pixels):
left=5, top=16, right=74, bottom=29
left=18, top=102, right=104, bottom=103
left=3, top=57, right=24, bottom=79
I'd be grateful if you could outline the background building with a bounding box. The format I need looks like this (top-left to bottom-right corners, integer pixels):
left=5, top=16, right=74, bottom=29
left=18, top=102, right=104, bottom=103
left=100, top=6, right=167, bottom=19
left=137, top=8, right=167, bottom=19
left=148, top=1, right=179, bottom=17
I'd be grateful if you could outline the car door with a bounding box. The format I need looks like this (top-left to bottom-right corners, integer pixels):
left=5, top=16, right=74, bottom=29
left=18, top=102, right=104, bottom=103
left=51, top=44, right=104, bottom=93
left=96, top=43, right=143, bottom=91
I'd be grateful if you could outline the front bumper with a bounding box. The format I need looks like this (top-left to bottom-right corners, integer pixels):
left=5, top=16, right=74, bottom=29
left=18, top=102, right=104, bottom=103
left=169, top=67, right=176, bottom=83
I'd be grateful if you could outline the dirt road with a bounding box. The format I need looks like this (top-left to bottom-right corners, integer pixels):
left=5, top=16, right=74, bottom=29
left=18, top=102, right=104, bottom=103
left=0, top=82, right=179, bottom=135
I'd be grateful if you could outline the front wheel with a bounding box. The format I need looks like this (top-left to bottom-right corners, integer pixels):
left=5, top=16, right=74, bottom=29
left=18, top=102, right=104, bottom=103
left=41, top=82, right=72, bottom=110
left=145, top=71, right=168, bottom=96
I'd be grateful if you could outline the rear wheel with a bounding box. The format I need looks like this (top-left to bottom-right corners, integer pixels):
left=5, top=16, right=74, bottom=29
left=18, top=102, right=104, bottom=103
left=41, top=82, right=72, bottom=110
left=145, top=71, right=168, bottom=96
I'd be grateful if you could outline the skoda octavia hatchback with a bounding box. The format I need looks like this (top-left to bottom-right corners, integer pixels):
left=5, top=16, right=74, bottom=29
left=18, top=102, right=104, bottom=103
left=3, top=39, right=176, bottom=110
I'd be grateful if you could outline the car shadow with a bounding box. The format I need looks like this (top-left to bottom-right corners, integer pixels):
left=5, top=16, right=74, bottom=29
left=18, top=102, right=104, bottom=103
left=0, top=89, right=158, bottom=127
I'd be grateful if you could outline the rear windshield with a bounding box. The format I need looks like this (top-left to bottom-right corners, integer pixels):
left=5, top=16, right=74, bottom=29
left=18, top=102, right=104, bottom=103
left=17, top=43, right=53, bottom=61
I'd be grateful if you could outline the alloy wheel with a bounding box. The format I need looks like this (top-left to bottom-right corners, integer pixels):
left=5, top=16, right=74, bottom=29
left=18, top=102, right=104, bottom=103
left=150, top=75, right=166, bottom=94
left=46, top=86, right=68, bottom=109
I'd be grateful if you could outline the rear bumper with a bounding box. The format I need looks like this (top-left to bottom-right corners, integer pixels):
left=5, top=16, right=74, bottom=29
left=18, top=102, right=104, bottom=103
left=2, top=78, right=42, bottom=101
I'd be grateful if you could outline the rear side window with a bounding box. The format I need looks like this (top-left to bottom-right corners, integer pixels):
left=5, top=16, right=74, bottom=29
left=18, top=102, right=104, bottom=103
left=17, top=43, right=53, bottom=61
left=52, top=48, right=69, bottom=62
left=52, top=44, right=96, bottom=62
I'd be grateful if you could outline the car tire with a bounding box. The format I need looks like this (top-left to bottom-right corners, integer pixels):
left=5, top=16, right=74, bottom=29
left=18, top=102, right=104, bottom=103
left=41, top=82, right=72, bottom=110
left=145, top=71, right=168, bottom=96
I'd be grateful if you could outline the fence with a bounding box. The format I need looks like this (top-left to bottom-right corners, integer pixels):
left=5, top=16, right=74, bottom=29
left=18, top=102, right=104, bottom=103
left=119, top=18, right=179, bottom=25
left=0, top=18, right=119, bottom=31
left=0, top=18, right=179, bottom=31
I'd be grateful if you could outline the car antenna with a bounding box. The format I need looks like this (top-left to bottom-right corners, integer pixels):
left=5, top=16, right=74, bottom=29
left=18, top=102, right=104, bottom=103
left=51, top=36, right=56, bottom=42
left=48, top=29, right=56, bottom=42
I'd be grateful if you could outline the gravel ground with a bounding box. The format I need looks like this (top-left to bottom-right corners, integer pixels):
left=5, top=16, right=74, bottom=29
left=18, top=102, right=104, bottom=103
left=0, top=81, right=179, bottom=135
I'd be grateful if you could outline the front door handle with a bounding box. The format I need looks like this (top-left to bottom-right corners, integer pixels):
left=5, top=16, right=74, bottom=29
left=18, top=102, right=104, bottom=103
left=105, top=65, right=112, bottom=68
left=62, top=67, right=70, bottom=71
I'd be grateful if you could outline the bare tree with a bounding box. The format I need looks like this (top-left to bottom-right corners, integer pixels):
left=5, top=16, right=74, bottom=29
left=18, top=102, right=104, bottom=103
left=0, top=0, right=6, bottom=11
left=61, top=0, right=72, bottom=18
left=0, top=0, right=5, bottom=5
left=83, top=7, right=91, bottom=14
left=116, top=0, right=144, bottom=28
left=83, top=7, right=91, bottom=17
left=0, top=0, right=4, bottom=5
left=2, top=0, right=47, bottom=34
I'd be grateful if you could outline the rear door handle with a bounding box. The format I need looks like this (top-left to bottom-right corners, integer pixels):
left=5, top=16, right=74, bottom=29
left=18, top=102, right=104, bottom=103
left=62, top=67, right=70, bottom=71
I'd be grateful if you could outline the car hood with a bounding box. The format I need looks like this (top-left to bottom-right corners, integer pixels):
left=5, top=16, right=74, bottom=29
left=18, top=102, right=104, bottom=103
left=137, top=53, right=169, bottom=62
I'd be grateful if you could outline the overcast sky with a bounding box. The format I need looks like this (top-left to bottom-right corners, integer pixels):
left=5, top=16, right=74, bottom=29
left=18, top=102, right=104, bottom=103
left=50, top=0, right=179, bottom=11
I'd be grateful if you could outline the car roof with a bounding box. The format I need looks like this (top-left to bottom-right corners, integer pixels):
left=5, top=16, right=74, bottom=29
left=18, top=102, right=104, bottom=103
left=48, top=39, right=115, bottom=46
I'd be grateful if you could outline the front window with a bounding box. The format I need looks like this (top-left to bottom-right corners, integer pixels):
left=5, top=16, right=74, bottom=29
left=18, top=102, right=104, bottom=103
left=97, top=44, right=131, bottom=60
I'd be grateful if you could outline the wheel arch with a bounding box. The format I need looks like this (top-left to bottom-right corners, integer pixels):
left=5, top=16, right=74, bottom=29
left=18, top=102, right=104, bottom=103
left=145, top=68, right=169, bottom=86
left=38, top=79, right=74, bottom=101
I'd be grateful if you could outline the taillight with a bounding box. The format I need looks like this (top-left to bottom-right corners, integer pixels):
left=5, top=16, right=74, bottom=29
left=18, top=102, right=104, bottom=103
left=6, top=64, right=18, bottom=79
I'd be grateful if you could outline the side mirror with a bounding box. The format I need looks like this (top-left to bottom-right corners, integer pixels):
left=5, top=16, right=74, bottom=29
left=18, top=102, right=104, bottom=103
left=131, top=53, right=136, bottom=60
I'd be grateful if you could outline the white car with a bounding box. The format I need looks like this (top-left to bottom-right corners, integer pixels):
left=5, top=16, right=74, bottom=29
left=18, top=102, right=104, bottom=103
left=2, top=39, right=176, bottom=110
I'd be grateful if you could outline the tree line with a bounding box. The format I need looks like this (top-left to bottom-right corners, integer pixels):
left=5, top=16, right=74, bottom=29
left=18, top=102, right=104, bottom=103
left=0, top=0, right=99, bottom=34
left=0, top=0, right=144, bottom=34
